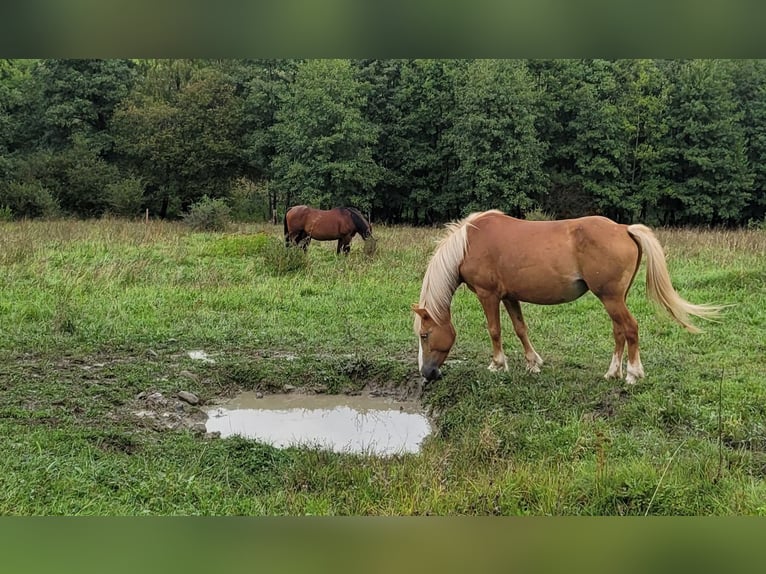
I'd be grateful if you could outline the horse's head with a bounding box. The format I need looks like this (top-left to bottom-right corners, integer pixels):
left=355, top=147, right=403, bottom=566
left=347, top=208, right=374, bottom=240
left=412, top=305, right=456, bottom=383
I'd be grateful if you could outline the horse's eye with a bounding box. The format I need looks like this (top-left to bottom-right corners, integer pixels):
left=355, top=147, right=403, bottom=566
left=420, top=333, right=429, bottom=340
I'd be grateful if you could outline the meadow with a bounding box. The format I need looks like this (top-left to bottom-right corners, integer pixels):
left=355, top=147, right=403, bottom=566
left=0, top=218, right=764, bottom=515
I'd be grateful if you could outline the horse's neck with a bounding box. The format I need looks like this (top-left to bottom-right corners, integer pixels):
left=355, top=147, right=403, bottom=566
left=420, top=276, right=460, bottom=325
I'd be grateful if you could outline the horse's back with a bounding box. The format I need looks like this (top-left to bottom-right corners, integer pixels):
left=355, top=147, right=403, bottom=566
left=470, top=211, right=632, bottom=254
left=462, top=212, right=638, bottom=303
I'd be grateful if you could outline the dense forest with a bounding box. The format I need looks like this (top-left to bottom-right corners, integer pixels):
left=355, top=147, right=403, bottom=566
left=1, top=58, right=765, bottom=226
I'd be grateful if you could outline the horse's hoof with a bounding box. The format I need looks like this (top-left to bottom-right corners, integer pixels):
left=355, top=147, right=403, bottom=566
left=626, top=362, right=645, bottom=385
left=487, top=361, right=508, bottom=372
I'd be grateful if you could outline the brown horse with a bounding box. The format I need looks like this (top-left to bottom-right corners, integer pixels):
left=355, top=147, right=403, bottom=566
left=413, top=210, right=722, bottom=385
left=284, top=205, right=374, bottom=254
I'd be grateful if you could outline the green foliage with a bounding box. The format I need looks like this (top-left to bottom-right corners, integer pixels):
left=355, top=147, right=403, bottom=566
left=658, top=60, right=752, bottom=225
left=271, top=59, right=381, bottom=211
left=2, top=58, right=766, bottom=226
left=228, top=178, right=270, bottom=222
left=18, top=134, right=122, bottom=217
left=183, top=195, right=231, bottom=232
left=449, top=59, right=547, bottom=217
left=523, top=207, right=555, bottom=221
left=0, top=180, right=59, bottom=218
left=106, top=176, right=145, bottom=217
left=29, top=59, right=138, bottom=152
left=364, top=59, right=461, bottom=223
left=111, top=63, right=244, bottom=217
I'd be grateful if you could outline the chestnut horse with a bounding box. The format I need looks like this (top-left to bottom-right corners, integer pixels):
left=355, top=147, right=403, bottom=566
left=413, top=210, right=721, bottom=385
left=284, top=205, right=374, bottom=254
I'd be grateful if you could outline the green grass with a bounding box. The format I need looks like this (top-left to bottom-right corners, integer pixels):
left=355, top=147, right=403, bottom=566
left=0, top=218, right=764, bottom=515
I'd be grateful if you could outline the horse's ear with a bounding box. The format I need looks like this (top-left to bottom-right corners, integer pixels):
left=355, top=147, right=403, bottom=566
left=412, top=305, right=430, bottom=320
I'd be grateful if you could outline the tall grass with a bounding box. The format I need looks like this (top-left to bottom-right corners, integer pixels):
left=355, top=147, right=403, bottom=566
left=0, top=218, right=764, bottom=515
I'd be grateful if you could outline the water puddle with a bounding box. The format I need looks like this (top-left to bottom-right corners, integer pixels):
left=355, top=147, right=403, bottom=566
left=205, top=392, right=432, bottom=456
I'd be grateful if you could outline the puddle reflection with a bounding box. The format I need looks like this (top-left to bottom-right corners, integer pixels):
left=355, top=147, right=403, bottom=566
left=206, top=392, right=432, bottom=456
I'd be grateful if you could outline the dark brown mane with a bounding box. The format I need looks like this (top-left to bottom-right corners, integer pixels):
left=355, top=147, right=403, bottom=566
left=343, top=207, right=372, bottom=238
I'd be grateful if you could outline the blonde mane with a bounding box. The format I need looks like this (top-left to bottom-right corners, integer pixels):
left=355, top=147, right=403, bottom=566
left=415, top=210, right=502, bottom=330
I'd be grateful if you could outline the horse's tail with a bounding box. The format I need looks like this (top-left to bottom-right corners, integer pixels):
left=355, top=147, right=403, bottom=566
left=627, top=224, right=722, bottom=333
left=283, top=208, right=291, bottom=247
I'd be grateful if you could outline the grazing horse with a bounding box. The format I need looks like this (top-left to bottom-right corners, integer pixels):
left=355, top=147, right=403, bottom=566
left=284, top=205, right=374, bottom=255
left=413, top=210, right=721, bottom=385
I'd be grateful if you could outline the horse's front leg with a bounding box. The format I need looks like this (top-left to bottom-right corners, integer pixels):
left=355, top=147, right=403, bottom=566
left=502, top=299, right=543, bottom=373
left=337, top=237, right=351, bottom=255
left=477, top=291, right=508, bottom=372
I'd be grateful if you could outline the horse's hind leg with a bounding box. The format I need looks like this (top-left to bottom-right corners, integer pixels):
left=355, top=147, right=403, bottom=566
left=600, top=295, right=644, bottom=384
left=502, top=299, right=544, bottom=373
left=286, top=230, right=303, bottom=248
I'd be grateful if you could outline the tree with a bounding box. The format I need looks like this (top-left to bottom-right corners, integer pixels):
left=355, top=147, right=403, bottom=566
left=355, top=58, right=407, bottom=222
left=241, top=59, right=299, bottom=221
left=362, top=59, right=462, bottom=223
left=658, top=60, right=752, bottom=225
left=609, top=59, right=672, bottom=224
left=30, top=59, right=138, bottom=155
left=112, top=62, right=244, bottom=217
left=0, top=59, right=30, bottom=179
left=727, top=59, right=766, bottom=223
left=270, top=59, right=381, bottom=214
left=531, top=59, right=599, bottom=218
left=448, top=59, right=547, bottom=217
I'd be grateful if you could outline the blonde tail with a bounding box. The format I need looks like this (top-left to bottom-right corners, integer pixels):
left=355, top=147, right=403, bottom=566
left=627, top=224, right=722, bottom=333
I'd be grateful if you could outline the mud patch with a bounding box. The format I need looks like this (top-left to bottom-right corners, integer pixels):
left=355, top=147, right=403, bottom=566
left=591, top=386, right=630, bottom=419
left=205, top=391, right=432, bottom=456
left=133, top=390, right=208, bottom=434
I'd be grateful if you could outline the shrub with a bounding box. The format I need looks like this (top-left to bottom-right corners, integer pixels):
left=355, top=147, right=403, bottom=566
left=106, top=176, right=145, bottom=217
left=183, top=195, right=231, bottom=232
left=261, top=236, right=308, bottom=276
left=0, top=181, right=60, bottom=219
left=524, top=207, right=556, bottom=221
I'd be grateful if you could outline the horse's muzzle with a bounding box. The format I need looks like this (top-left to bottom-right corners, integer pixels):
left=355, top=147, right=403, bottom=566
left=420, top=365, right=442, bottom=383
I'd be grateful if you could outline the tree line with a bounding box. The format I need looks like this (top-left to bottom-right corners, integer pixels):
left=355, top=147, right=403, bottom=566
left=1, top=58, right=765, bottom=227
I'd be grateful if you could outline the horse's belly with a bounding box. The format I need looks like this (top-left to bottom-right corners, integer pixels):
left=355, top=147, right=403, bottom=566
left=305, top=223, right=339, bottom=241
left=308, top=231, right=334, bottom=241
left=510, top=278, right=589, bottom=305
left=496, top=265, right=589, bottom=304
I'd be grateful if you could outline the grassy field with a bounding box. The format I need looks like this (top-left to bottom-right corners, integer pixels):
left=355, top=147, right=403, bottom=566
left=0, top=218, right=764, bottom=515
